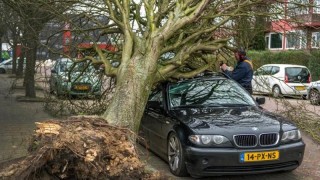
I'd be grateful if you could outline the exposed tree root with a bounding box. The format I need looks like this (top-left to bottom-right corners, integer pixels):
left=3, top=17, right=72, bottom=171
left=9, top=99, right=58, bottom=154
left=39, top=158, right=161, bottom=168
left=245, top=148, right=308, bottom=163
left=0, top=116, right=164, bottom=179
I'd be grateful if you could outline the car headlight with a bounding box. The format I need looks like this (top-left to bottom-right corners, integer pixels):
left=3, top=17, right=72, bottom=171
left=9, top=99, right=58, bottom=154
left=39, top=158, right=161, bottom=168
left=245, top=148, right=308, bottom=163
left=281, top=130, right=301, bottom=143
left=189, top=135, right=230, bottom=146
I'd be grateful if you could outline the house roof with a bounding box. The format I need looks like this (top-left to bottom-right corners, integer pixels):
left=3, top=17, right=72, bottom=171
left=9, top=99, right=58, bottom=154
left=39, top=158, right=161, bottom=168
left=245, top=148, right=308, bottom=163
left=270, top=20, right=294, bottom=32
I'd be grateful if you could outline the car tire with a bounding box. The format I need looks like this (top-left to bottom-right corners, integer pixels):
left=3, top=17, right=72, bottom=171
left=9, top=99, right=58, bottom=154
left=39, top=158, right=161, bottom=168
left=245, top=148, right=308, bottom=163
left=0, top=68, right=6, bottom=74
left=272, top=85, right=282, bottom=98
left=167, top=132, right=188, bottom=177
left=309, top=89, right=320, bottom=105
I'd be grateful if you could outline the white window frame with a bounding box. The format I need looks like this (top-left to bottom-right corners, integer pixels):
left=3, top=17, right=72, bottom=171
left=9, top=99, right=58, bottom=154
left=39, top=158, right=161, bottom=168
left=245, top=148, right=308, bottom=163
left=285, top=30, right=306, bottom=49
left=312, top=32, right=320, bottom=48
left=266, top=32, right=284, bottom=50
left=288, top=0, right=309, bottom=16
left=314, top=0, right=320, bottom=14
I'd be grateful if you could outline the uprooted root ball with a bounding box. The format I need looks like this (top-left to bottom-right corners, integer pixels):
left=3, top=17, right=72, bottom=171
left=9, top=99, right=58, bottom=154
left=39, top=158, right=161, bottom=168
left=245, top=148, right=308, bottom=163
left=0, top=116, right=163, bottom=179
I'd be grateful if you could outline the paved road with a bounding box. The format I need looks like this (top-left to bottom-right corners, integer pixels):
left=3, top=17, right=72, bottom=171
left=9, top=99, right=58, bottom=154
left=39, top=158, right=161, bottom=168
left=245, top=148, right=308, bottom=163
left=0, top=73, right=319, bottom=179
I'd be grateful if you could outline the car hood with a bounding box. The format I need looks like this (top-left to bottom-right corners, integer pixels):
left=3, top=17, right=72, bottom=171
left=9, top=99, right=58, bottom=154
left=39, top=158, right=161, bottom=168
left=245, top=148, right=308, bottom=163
left=171, top=106, right=296, bottom=134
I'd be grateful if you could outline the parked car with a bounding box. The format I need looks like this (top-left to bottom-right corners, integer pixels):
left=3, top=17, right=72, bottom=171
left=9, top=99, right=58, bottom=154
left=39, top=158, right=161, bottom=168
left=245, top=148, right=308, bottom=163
left=252, top=64, right=311, bottom=98
left=0, top=59, right=12, bottom=73
left=139, top=73, right=305, bottom=178
left=307, top=80, right=320, bottom=105
left=0, top=58, right=26, bottom=74
left=49, top=58, right=102, bottom=98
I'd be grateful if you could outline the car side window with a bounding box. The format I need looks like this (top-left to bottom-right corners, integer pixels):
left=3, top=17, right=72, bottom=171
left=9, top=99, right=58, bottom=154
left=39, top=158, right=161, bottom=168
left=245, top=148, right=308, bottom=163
left=270, top=66, right=280, bottom=75
left=256, top=66, right=272, bottom=75
left=255, top=67, right=264, bottom=75
left=148, top=90, right=163, bottom=103
left=5, top=61, right=12, bottom=65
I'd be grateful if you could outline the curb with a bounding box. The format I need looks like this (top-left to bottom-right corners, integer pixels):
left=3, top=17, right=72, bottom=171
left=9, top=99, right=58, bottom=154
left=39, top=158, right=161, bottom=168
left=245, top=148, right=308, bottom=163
left=16, top=95, right=46, bottom=102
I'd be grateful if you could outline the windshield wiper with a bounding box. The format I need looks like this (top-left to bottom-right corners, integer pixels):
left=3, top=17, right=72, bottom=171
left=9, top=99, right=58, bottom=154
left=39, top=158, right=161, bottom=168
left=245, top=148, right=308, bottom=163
left=173, top=104, right=224, bottom=108
left=221, top=104, right=253, bottom=107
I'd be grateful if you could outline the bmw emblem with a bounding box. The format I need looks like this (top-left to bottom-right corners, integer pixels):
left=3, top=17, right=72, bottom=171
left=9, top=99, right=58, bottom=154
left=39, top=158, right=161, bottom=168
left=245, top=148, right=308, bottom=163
left=252, top=127, right=258, bottom=131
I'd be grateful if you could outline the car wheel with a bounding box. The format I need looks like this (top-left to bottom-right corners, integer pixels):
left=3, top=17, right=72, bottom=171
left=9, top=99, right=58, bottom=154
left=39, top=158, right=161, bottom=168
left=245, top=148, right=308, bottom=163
left=167, top=132, right=188, bottom=177
left=0, top=68, right=6, bottom=74
left=309, top=89, right=320, bottom=105
left=56, top=89, right=66, bottom=99
left=272, top=85, right=282, bottom=98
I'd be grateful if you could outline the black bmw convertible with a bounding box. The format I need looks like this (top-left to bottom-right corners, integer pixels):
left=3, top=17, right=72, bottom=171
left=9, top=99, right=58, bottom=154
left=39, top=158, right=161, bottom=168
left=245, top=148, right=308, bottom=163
left=139, top=73, right=305, bottom=178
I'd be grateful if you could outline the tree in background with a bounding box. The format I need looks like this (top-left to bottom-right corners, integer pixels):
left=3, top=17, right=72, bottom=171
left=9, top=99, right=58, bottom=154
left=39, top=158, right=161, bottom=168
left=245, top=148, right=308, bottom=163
left=0, top=1, right=7, bottom=62
left=2, top=0, right=76, bottom=97
left=1, top=3, right=23, bottom=75
left=232, top=1, right=271, bottom=50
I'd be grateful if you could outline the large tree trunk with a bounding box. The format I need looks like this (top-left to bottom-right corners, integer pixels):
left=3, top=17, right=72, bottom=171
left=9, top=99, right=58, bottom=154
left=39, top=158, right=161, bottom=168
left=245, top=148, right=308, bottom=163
left=12, top=36, right=18, bottom=74
left=23, top=30, right=38, bottom=98
left=0, top=34, right=2, bottom=62
left=102, top=53, right=159, bottom=132
left=16, top=48, right=25, bottom=77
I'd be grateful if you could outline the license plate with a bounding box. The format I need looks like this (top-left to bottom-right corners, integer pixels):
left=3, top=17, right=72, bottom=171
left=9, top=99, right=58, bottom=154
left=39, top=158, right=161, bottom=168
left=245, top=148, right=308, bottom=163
left=295, top=86, right=305, bottom=91
left=74, top=85, right=89, bottom=90
left=240, top=150, right=279, bottom=162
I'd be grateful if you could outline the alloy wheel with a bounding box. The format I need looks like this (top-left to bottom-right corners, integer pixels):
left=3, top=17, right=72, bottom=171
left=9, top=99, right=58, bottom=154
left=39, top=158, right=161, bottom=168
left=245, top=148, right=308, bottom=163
left=0, top=68, right=5, bottom=74
left=167, top=133, right=188, bottom=176
left=168, top=135, right=180, bottom=171
left=272, top=86, right=281, bottom=98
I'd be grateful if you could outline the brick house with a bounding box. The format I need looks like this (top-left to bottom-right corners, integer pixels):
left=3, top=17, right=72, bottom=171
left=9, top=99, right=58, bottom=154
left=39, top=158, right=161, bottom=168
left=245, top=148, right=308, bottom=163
left=265, top=0, right=320, bottom=50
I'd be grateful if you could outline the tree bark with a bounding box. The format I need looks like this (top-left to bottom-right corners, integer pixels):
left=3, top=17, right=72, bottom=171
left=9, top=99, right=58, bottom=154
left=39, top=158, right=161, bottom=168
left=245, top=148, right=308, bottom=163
left=16, top=48, right=24, bottom=77
left=0, top=34, right=3, bottom=62
left=23, top=29, right=38, bottom=98
left=102, top=52, right=159, bottom=132
left=12, top=34, right=18, bottom=74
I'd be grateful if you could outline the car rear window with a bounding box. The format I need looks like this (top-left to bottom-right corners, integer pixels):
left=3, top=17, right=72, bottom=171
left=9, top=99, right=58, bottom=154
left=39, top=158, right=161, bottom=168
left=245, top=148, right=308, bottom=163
left=285, top=67, right=310, bottom=83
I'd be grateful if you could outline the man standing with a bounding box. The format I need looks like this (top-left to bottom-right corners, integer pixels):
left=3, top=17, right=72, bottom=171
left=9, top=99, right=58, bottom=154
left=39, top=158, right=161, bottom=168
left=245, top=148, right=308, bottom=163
left=221, top=49, right=253, bottom=94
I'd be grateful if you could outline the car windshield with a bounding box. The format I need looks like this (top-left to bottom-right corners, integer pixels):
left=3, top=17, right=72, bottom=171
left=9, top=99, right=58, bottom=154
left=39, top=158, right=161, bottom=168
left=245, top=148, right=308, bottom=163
left=168, top=79, right=256, bottom=108
left=59, top=60, right=94, bottom=73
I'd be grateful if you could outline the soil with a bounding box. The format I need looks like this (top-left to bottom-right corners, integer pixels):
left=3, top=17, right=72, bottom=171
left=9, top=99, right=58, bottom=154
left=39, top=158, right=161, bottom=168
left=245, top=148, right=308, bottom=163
left=0, top=116, right=165, bottom=179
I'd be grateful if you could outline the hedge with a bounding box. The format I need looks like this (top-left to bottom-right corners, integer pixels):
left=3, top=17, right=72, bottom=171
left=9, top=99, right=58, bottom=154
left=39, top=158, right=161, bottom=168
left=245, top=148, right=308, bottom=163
left=247, top=50, right=320, bottom=81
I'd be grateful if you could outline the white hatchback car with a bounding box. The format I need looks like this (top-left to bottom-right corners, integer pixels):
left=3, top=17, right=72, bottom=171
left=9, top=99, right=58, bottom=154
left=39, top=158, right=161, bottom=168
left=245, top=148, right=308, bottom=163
left=252, top=64, right=311, bottom=98
left=0, top=58, right=26, bottom=74
left=0, top=59, right=13, bottom=73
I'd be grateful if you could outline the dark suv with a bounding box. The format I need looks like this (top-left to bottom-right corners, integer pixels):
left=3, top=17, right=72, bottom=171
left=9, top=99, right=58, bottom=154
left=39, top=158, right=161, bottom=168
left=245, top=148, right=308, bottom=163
left=139, top=73, right=305, bottom=178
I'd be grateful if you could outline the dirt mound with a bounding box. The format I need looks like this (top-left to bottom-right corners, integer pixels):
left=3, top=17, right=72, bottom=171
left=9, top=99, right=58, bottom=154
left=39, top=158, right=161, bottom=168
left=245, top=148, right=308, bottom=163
left=0, top=116, right=164, bottom=179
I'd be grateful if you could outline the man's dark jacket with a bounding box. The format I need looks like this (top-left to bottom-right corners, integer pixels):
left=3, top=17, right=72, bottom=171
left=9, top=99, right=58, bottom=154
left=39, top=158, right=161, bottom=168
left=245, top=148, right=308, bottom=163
left=223, top=60, right=253, bottom=90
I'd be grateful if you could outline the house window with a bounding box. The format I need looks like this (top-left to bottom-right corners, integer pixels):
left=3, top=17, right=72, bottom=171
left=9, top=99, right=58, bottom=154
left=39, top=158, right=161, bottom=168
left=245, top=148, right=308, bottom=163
left=312, top=32, right=320, bottom=48
left=314, top=0, right=320, bottom=14
left=285, top=31, right=306, bottom=49
left=288, top=0, right=309, bottom=16
left=270, top=33, right=283, bottom=49
left=286, top=32, right=300, bottom=49
left=265, top=36, right=269, bottom=49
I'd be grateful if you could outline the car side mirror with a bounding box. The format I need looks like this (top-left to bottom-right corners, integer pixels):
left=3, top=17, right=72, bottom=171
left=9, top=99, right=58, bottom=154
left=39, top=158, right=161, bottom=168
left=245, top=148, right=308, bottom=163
left=256, top=97, right=265, bottom=105
left=51, top=69, right=57, bottom=73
